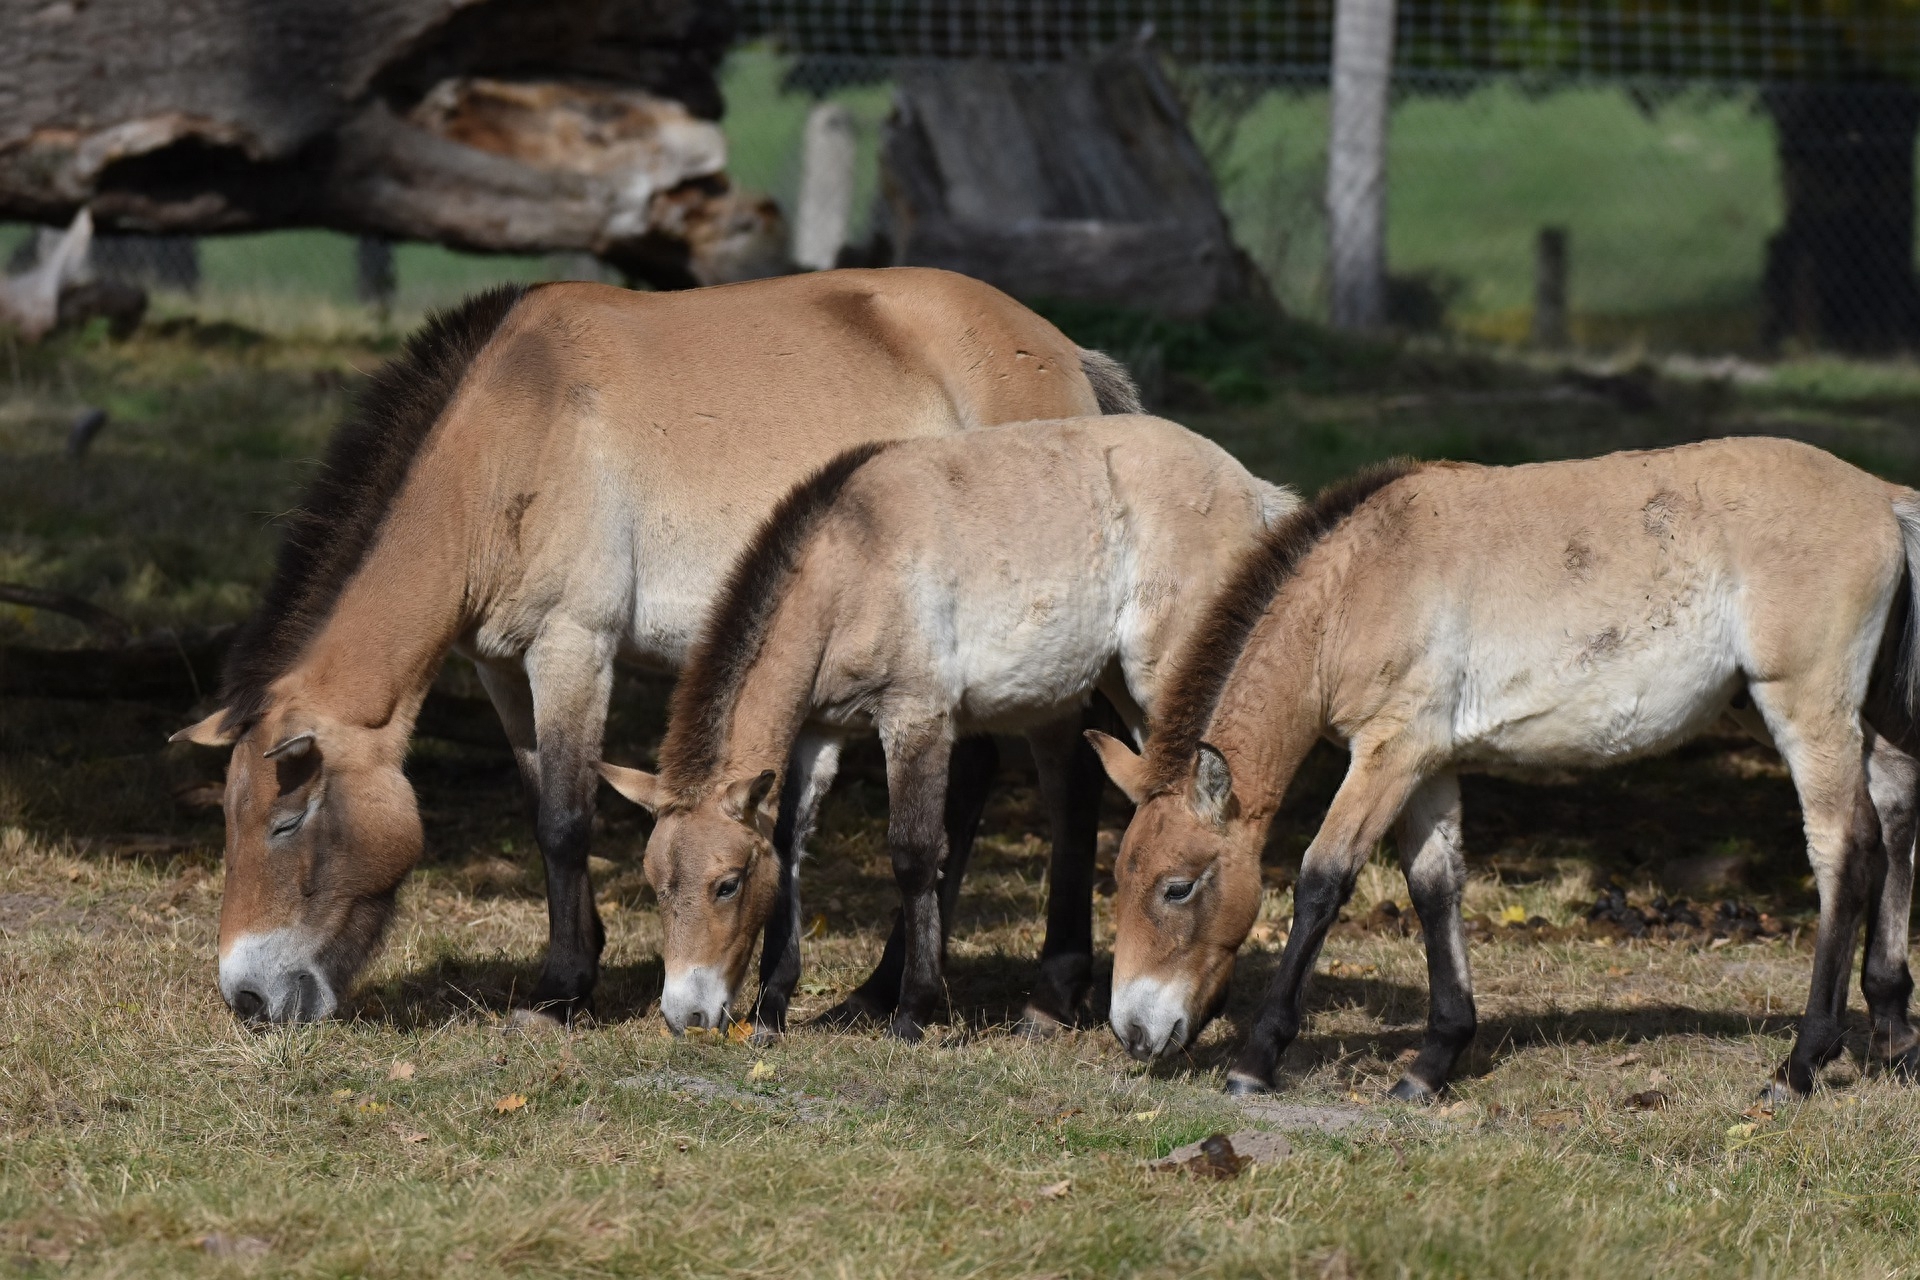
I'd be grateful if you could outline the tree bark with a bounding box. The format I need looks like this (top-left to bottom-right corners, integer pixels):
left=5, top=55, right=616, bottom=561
left=0, top=0, right=788, bottom=289
left=873, top=45, right=1266, bottom=318
left=1327, top=0, right=1396, bottom=330
left=1762, top=84, right=1920, bottom=353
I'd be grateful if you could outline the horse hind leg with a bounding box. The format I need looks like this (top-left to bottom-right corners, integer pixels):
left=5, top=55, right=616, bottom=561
left=1387, top=771, right=1477, bottom=1102
left=1755, top=686, right=1880, bottom=1098
left=1863, top=735, right=1920, bottom=1077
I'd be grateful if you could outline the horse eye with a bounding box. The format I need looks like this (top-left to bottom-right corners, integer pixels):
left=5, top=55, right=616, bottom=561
left=714, top=875, right=742, bottom=902
left=270, top=811, right=306, bottom=840
left=1163, top=879, right=1197, bottom=904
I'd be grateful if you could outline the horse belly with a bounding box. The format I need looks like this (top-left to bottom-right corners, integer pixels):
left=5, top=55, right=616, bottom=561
left=1451, top=626, right=1741, bottom=769
left=945, top=589, right=1119, bottom=731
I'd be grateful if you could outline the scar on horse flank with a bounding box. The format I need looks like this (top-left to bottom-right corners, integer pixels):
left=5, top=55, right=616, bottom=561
left=216, top=283, right=533, bottom=734
left=1143, top=458, right=1426, bottom=793
left=658, top=441, right=896, bottom=796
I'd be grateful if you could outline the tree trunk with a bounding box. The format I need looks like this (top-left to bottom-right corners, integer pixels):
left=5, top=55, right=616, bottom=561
left=1326, top=0, right=1396, bottom=330
left=872, top=45, right=1266, bottom=318
left=1762, top=84, right=1920, bottom=353
left=0, top=0, right=788, bottom=290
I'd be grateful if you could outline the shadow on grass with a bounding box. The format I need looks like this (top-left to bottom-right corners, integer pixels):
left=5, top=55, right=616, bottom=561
left=348, top=953, right=665, bottom=1031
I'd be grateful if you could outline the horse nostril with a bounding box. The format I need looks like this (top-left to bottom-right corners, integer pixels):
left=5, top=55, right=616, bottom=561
left=230, top=986, right=268, bottom=1022
left=684, top=1009, right=705, bottom=1030
left=1169, top=1019, right=1189, bottom=1050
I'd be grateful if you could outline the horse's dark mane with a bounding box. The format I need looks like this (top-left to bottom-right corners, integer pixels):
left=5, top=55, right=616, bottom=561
left=660, top=441, right=895, bottom=794
left=218, top=285, right=530, bottom=732
left=1145, top=459, right=1426, bottom=791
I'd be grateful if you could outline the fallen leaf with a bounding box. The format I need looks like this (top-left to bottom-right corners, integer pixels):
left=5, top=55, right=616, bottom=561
left=1532, top=1107, right=1579, bottom=1132
left=726, top=1020, right=754, bottom=1043
left=1037, top=1178, right=1072, bottom=1199
left=495, top=1094, right=528, bottom=1114
left=748, top=1060, right=775, bottom=1081
left=357, top=1100, right=388, bottom=1114
left=804, top=913, right=828, bottom=939
left=1741, top=1101, right=1775, bottom=1123
left=391, top=1126, right=429, bottom=1144
left=1727, top=1122, right=1757, bottom=1139
left=1625, top=1090, right=1667, bottom=1112
left=1603, top=1053, right=1643, bottom=1069
left=1501, top=904, right=1528, bottom=925
left=330, top=1088, right=355, bottom=1100
left=388, top=1061, right=417, bottom=1082
left=1130, top=1108, right=1163, bottom=1122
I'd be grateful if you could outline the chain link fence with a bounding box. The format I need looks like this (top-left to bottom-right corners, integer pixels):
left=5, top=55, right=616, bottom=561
left=4, top=1, right=1917, bottom=353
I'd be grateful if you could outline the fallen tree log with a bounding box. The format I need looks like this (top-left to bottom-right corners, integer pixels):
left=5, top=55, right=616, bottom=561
left=0, top=0, right=787, bottom=289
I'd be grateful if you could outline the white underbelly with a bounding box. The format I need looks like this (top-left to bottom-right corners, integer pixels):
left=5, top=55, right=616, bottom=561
left=1448, top=628, right=1742, bottom=769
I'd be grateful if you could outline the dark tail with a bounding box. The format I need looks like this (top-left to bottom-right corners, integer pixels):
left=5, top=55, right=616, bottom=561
left=1892, top=493, right=1920, bottom=729
left=1078, top=347, right=1145, bottom=415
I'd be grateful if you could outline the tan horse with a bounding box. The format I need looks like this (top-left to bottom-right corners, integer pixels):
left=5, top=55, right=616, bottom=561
left=1090, top=438, right=1920, bottom=1100
left=171, top=269, right=1139, bottom=1023
left=598, top=415, right=1295, bottom=1040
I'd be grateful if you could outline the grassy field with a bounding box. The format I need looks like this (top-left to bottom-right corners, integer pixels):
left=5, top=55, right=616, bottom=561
left=6, top=315, right=1920, bottom=1276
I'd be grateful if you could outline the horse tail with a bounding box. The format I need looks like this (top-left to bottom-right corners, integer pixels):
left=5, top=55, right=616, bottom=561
left=1078, top=347, right=1145, bottom=415
left=1890, top=491, right=1920, bottom=728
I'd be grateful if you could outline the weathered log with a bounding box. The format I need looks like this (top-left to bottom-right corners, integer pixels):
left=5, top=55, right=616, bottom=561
left=0, top=0, right=787, bottom=289
left=871, top=45, right=1266, bottom=318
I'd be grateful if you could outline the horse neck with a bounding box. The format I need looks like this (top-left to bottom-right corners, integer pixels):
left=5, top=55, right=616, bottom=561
left=1203, top=581, right=1335, bottom=820
left=703, top=576, right=836, bottom=792
left=277, top=453, right=478, bottom=734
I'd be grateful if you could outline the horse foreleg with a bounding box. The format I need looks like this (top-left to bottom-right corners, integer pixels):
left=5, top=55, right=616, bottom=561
left=1863, top=735, right=1920, bottom=1077
left=1023, top=714, right=1102, bottom=1033
left=751, top=734, right=842, bottom=1039
left=1228, top=748, right=1418, bottom=1095
left=520, top=625, right=616, bottom=1019
left=878, top=718, right=955, bottom=1042
left=817, top=735, right=994, bottom=1028
left=1388, top=771, right=1476, bottom=1102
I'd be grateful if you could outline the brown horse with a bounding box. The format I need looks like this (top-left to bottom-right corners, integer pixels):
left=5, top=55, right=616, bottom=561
left=598, top=415, right=1295, bottom=1041
left=172, top=269, right=1138, bottom=1023
left=1091, top=438, right=1920, bottom=1100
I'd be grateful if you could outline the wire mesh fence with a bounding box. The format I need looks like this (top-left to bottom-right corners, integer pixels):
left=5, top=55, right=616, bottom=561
left=4, top=1, right=1917, bottom=353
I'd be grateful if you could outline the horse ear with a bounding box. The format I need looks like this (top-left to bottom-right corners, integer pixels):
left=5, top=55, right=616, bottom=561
left=1189, top=742, right=1236, bottom=828
left=261, top=731, right=316, bottom=761
left=1085, top=730, right=1149, bottom=805
left=721, top=770, right=779, bottom=835
left=597, top=763, right=665, bottom=813
left=170, top=709, right=238, bottom=748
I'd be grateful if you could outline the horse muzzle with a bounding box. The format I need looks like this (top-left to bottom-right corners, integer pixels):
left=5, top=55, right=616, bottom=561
left=218, top=930, right=338, bottom=1023
left=1109, top=975, right=1195, bottom=1060
left=659, top=965, right=731, bottom=1035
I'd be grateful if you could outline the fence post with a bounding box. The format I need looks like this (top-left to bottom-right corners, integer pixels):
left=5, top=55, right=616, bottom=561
left=1326, top=0, right=1397, bottom=329
left=793, top=102, right=858, bottom=272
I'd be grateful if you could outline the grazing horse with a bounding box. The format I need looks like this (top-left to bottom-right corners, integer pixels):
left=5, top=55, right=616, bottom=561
left=171, top=269, right=1141, bottom=1023
left=597, top=415, right=1296, bottom=1041
left=1089, top=438, right=1920, bottom=1100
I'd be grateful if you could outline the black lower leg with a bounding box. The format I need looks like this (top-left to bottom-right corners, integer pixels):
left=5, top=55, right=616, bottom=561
left=751, top=782, right=806, bottom=1035
left=1781, top=806, right=1877, bottom=1095
left=1029, top=727, right=1102, bottom=1027
left=530, top=801, right=603, bottom=1016
left=1228, top=860, right=1354, bottom=1093
left=1392, top=884, right=1475, bottom=1101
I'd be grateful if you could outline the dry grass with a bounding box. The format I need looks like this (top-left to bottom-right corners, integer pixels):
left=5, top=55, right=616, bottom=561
left=7, top=322, right=1920, bottom=1277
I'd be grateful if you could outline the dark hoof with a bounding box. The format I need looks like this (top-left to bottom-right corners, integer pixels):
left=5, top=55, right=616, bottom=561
left=887, top=1014, right=925, bottom=1044
left=813, top=994, right=885, bottom=1030
left=1224, top=1071, right=1272, bottom=1097
left=1387, top=1075, right=1440, bottom=1104
left=748, top=1023, right=785, bottom=1047
left=1888, top=1046, right=1920, bottom=1083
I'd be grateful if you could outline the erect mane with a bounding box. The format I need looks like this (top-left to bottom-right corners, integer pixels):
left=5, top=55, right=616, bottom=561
left=659, top=441, right=896, bottom=794
left=1144, top=459, right=1426, bottom=791
left=217, top=285, right=530, bottom=733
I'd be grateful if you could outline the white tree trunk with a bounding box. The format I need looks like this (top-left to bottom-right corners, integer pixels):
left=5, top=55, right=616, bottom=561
left=792, top=102, right=858, bottom=271
left=1326, top=0, right=1396, bottom=329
